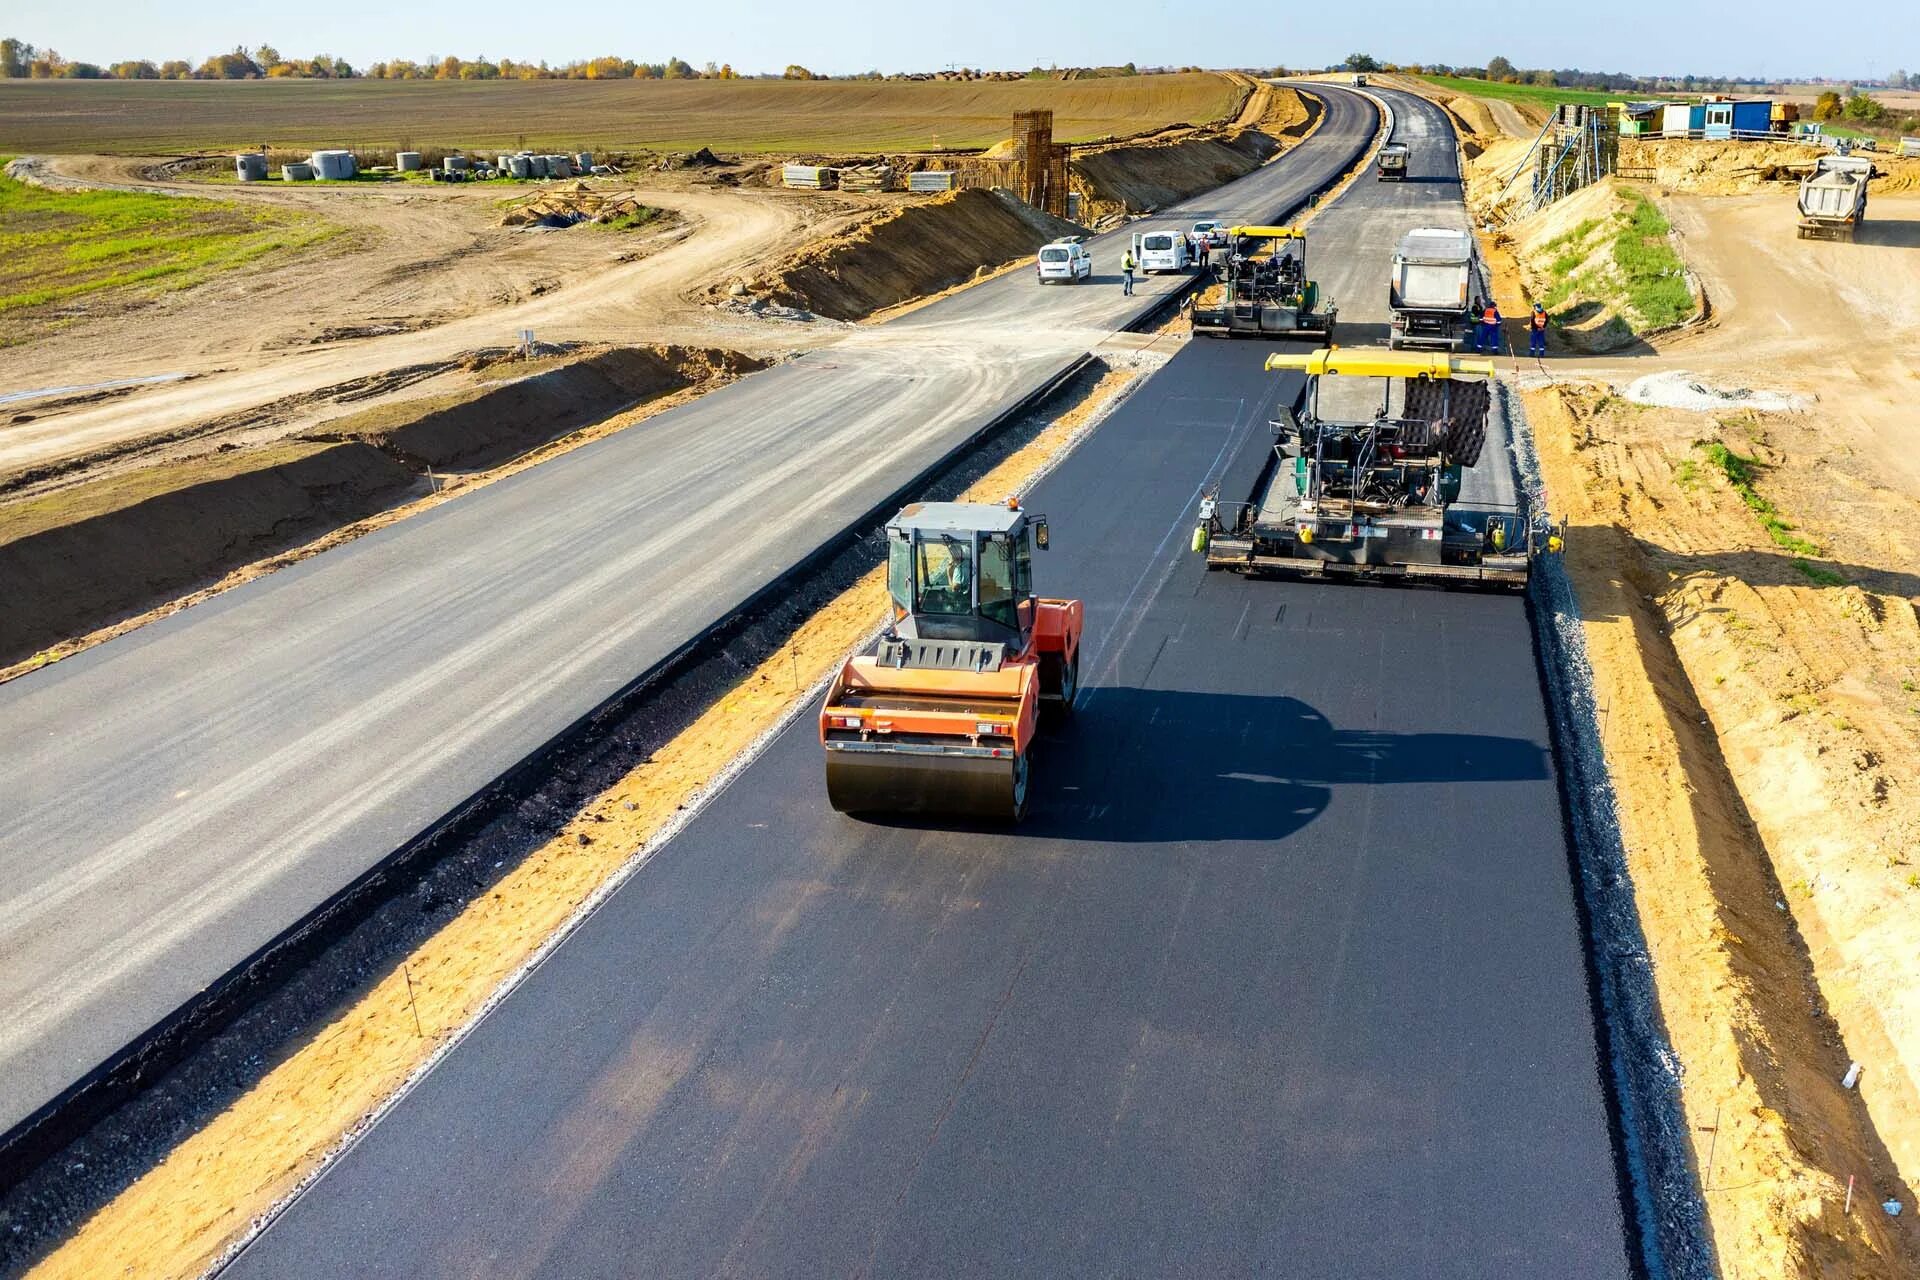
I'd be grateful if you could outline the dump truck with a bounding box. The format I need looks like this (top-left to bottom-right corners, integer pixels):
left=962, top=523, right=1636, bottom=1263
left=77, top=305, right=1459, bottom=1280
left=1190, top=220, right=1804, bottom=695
left=820, top=500, right=1083, bottom=822
left=1797, top=154, right=1872, bottom=241
left=1377, top=142, right=1410, bottom=180
left=1388, top=227, right=1476, bottom=350
left=1189, top=226, right=1337, bottom=340
left=1193, top=349, right=1562, bottom=589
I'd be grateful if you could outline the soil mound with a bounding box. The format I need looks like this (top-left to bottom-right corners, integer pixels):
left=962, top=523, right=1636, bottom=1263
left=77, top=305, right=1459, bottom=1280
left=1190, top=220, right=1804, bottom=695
left=0, top=442, right=413, bottom=664
left=744, top=188, right=1083, bottom=321
left=1072, top=86, right=1316, bottom=217
left=1623, top=138, right=1920, bottom=195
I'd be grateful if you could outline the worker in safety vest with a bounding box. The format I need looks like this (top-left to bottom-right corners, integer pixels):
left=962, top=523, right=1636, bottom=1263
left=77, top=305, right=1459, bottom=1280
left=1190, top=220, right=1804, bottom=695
left=1475, top=298, right=1502, bottom=354
left=1529, top=302, right=1548, bottom=357
left=1122, top=250, right=1137, bottom=296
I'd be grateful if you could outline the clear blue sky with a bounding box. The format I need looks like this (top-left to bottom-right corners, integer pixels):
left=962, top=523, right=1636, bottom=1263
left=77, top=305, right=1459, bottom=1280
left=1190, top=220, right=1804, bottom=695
left=6, top=0, right=1908, bottom=80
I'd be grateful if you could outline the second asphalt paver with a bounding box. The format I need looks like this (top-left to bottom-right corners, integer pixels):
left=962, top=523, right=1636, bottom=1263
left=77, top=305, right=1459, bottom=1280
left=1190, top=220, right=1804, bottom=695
left=225, top=89, right=1631, bottom=1277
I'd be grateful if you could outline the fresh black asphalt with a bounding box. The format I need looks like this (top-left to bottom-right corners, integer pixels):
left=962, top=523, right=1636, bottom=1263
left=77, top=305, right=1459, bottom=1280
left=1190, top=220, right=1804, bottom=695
left=0, top=91, right=1376, bottom=1138
left=225, top=88, right=1631, bottom=1278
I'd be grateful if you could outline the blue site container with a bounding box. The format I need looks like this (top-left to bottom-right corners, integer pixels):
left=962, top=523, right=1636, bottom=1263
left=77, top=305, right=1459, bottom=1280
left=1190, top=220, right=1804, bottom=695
left=1731, top=100, right=1772, bottom=136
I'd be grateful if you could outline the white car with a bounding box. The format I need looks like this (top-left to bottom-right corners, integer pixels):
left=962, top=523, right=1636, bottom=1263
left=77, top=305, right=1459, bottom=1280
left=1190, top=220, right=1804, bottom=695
left=1191, top=220, right=1229, bottom=249
left=1036, top=238, right=1093, bottom=284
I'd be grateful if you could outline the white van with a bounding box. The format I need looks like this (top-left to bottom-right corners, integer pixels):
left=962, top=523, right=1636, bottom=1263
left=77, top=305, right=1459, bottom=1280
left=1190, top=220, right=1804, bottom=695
left=1036, top=237, right=1092, bottom=284
left=1133, top=230, right=1189, bottom=274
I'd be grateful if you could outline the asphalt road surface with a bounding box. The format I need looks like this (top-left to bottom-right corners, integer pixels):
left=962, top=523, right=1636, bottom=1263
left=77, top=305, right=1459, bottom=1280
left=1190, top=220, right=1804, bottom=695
left=225, top=88, right=1631, bottom=1278
left=0, top=89, right=1376, bottom=1144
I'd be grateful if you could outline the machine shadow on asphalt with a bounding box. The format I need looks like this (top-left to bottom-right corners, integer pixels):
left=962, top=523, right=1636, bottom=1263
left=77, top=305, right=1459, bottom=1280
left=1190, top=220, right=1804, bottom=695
left=839, top=691, right=1550, bottom=843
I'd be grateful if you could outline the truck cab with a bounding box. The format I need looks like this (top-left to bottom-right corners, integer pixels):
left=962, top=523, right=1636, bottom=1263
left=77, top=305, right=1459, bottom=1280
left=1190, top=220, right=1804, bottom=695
left=1132, top=229, right=1190, bottom=274
left=1035, top=237, right=1092, bottom=284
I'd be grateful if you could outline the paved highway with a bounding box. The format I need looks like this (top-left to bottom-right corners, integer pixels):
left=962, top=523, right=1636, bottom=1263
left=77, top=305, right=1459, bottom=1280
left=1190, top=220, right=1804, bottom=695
left=224, top=88, right=1632, bottom=1277
left=0, top=90, right=1376, bottom=1144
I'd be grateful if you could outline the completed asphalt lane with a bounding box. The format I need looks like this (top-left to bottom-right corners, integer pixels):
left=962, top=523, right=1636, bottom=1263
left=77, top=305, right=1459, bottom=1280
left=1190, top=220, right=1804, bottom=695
left=0, top=91, right=1376, bottom=1139
left=226, top=91, right=1631, bottom=1277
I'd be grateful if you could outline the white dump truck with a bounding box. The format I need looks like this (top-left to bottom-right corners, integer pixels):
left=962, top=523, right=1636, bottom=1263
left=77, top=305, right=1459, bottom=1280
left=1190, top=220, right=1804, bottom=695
left=1388, top=227, right=1476, bottom=350
left=1797, top=154, right=1872, bottom=241
left=1377, top=142, right=1410, bottom=181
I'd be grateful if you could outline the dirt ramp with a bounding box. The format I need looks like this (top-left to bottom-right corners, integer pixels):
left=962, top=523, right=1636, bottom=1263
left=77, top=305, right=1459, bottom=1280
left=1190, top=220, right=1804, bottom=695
left=0, top=443, right=414, bottom=665
left=1073, top=134, right=1276, bottom=215
left=747, top=189, right=1084, bottom=322
left=310, top=346, right=767, bottom=470
left=1071, top=85, right=1315, bottom=216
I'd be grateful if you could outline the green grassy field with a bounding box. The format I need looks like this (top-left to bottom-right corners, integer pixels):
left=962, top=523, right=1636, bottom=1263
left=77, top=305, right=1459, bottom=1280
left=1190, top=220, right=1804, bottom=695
left=0, top=164, right=337, bottom=344
left=1417, top=74, right=1654, bottom=113
left=0, top=73, right=1243, bottom=157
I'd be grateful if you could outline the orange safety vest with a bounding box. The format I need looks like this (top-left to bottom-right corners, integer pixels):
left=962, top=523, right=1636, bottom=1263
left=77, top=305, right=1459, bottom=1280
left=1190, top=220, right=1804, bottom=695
left=1530, top=310, right=1548, bottom=329
left=1482, top=306, right=1499, bottom=324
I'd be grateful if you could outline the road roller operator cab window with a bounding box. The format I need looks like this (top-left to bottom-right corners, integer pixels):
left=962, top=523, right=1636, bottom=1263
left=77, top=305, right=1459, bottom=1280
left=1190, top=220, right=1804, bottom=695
left=884, top=509, right=1049, bottom=641
left=916, top=537, right=973, bottom=616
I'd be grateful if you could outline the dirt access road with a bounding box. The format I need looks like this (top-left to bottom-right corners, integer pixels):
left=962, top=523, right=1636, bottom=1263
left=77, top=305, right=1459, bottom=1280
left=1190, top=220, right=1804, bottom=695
left=1531, top=193, right=1920, bottom=501
left=1, top=156, right=870, bottom=486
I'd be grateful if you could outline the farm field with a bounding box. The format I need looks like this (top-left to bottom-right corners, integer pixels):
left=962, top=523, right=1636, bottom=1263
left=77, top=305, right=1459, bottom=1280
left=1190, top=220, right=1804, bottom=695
left=1415, top=73, right=1649, bottom=113
left=0, top=73, right=1244, bottom=157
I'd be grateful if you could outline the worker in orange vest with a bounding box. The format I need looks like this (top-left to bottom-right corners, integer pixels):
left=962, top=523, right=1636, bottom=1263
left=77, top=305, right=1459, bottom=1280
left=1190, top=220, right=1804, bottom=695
left=1529, top=302, right=1548, bottom=357
left=1475, top=298, right=1502, bottom=354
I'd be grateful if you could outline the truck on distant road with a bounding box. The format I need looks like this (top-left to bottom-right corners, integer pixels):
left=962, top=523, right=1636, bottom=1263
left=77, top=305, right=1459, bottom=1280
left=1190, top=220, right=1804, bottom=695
left=1377, top=142, right=1409, bottom=181
left=1388, top=227, right=1476, bottom=350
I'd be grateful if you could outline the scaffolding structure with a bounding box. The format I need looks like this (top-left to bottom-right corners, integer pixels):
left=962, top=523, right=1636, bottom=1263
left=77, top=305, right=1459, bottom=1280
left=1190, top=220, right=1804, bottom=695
left=1013, top=109, right=1071, bottom=218
left=1515, top=104, right=1620, bottom=215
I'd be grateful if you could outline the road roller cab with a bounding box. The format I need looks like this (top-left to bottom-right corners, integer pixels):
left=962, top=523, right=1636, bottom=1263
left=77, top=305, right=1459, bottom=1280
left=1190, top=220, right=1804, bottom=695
left=820, top=500, right=1084, bottom=822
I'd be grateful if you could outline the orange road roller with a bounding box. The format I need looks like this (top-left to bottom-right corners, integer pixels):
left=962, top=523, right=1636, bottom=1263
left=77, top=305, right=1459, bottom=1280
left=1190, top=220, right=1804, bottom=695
left=820, top=500, right=1083, bottom=822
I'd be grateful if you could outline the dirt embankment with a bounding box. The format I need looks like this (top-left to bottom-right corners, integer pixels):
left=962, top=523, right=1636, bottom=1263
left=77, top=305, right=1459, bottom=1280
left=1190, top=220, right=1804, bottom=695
left=1499, top=178, right=1701, bottom=352
left=1526, top=384, right=1920, bottom=1279
left=308, top=346, right=761, bottom=471
left=0, top=344, right=764, bottom=669
left=1621, top=138, right=1920, bottom=196
left=734, top=187, right=1083, bottom=321
left=1071, top=84, right=1317, bottom=217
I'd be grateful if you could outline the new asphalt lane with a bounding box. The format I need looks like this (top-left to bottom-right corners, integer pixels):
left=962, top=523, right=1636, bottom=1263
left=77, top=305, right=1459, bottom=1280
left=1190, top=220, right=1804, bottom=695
left=223, top=88, right=1632, bottom=1277
left=0, top=91, right=1379, bottom=1140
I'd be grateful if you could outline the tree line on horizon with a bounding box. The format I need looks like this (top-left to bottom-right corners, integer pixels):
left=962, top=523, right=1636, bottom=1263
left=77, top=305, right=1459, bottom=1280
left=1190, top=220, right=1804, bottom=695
left=1335, top=50, right=1914, bottom=98
left=0, top=38, right=1173, bottom=84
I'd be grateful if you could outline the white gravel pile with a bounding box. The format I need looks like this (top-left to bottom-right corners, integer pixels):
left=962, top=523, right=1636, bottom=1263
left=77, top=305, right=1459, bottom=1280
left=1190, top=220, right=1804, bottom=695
left=1625, top=369, right=1809, bottom=413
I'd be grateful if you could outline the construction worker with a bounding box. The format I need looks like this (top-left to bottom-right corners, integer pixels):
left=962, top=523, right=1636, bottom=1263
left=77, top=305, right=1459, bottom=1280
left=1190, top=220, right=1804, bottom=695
left=1528, top=302, right=1548, bottom=357
left=1476, top=297, right=1502, bottom=354
left=1121, top=249, right=1137, bottom=296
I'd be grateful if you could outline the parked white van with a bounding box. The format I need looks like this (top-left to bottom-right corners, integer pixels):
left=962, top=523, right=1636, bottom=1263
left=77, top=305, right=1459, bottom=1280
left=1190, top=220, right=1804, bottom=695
left=1036, top=237, right=1093, bottom=283
left=1133, top=230, right=1189, bottom=274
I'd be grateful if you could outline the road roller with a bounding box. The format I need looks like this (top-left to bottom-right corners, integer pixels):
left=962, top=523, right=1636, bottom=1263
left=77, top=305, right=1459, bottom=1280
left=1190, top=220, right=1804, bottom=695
left=820, top=499, right=1083, bottom=822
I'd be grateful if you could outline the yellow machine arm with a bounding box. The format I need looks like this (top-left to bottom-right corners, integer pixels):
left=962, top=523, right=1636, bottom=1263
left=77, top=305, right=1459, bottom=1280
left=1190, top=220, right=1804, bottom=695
left=1227, top=225, right=1305, bottom=240
left=1264, top=349, right=1497, bottom=379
